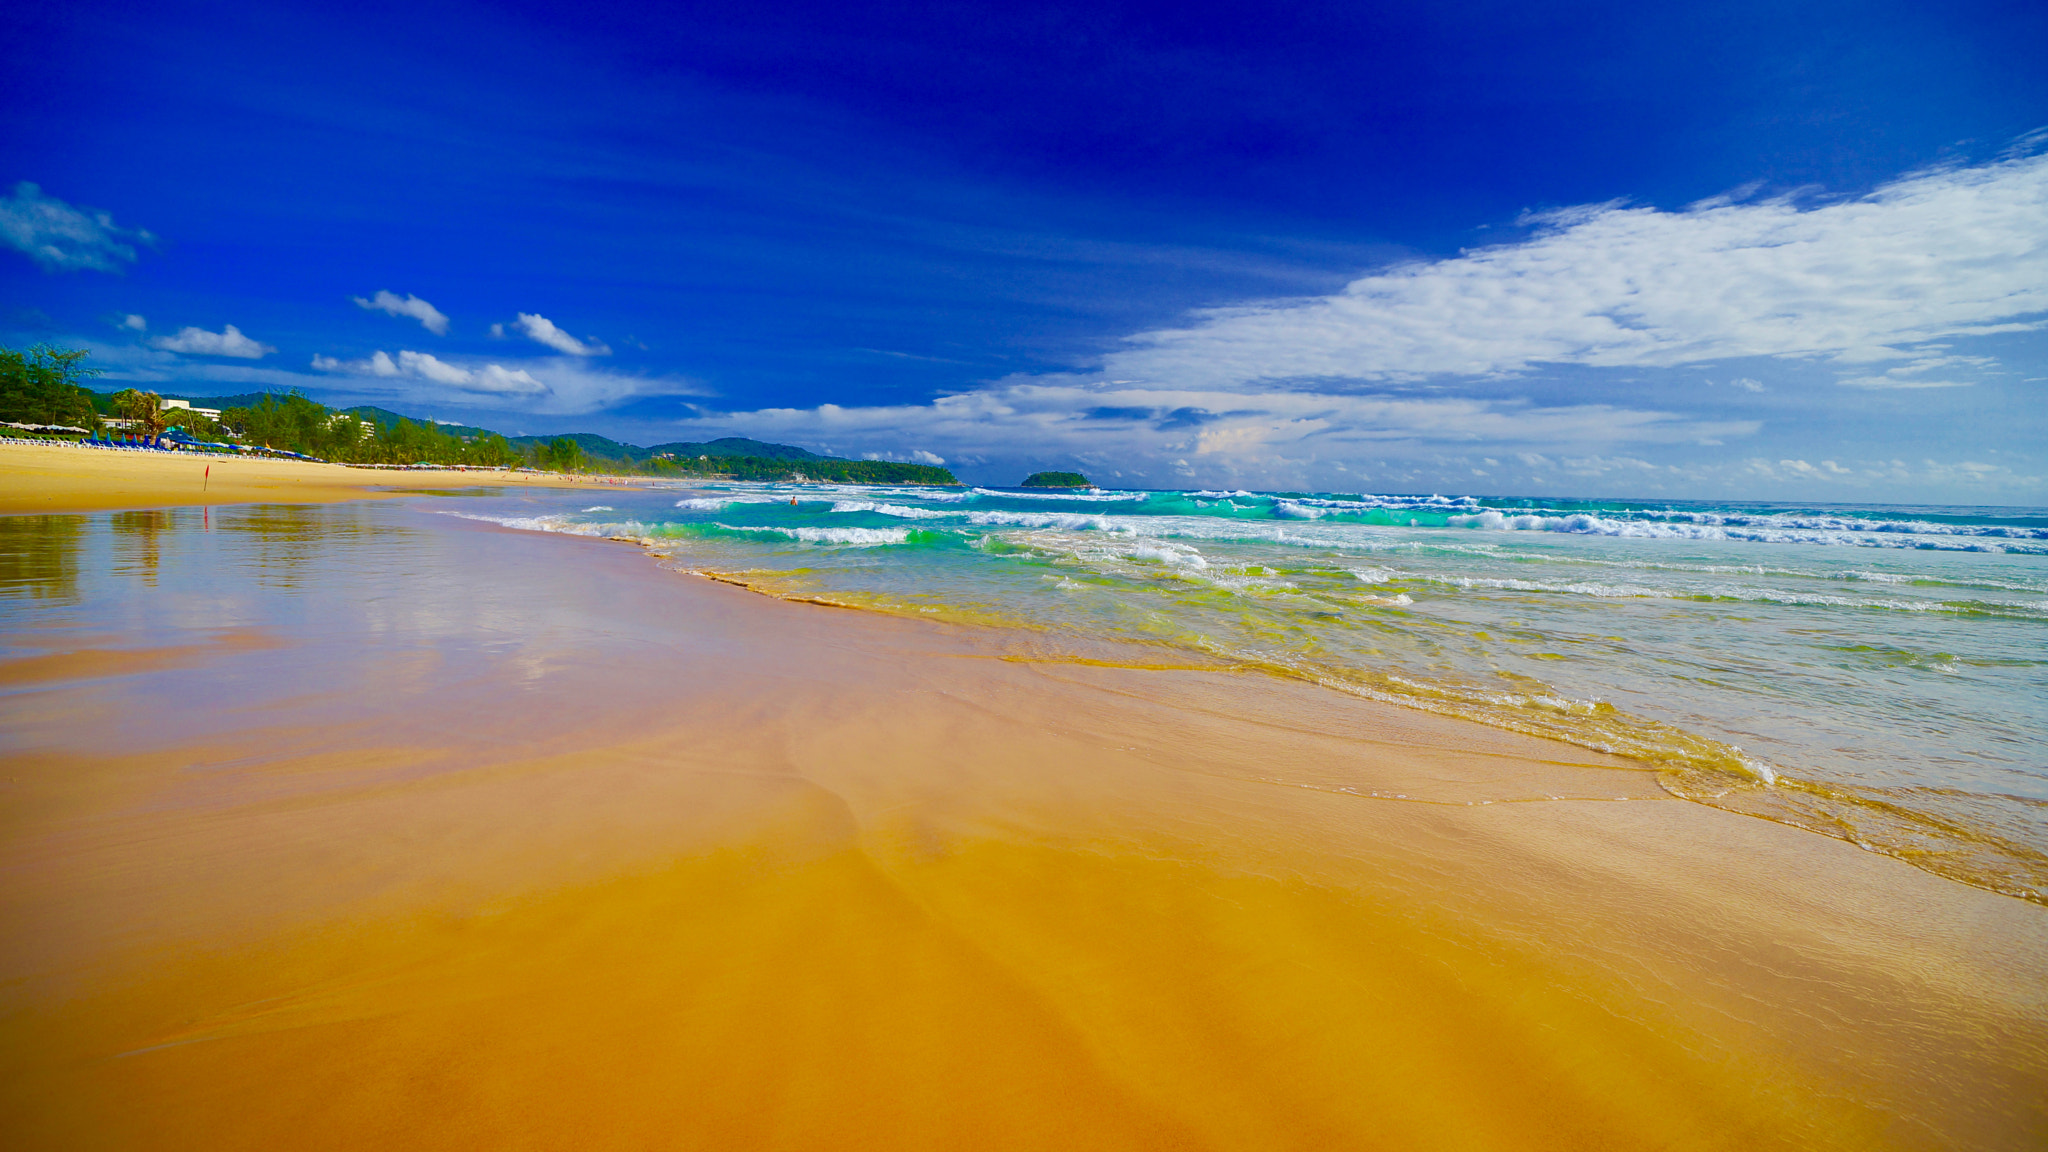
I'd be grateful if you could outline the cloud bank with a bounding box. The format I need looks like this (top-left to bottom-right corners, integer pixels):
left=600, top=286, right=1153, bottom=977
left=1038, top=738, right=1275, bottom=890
left=671, top=378, right=1754, bottom=469
left=354, top=290, right=450, bottom=335
left=150, top=324, right=274, bottom=358
left=1105, top=149, right=2048, bottom=389
left=632, top=146, right=2043, bottom=497
left=0, top=182, right=156, bottom=273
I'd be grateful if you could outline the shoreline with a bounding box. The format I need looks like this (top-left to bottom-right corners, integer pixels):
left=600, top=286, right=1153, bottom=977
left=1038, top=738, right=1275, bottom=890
left=0, top=498, right=2042, bottom=1147
left=0, top=438, right=644, bottom=514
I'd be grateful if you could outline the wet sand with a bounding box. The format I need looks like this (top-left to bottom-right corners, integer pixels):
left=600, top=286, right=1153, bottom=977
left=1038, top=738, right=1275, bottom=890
left=0, top=502, right=2043, bottom=1150
left=0, top=440, right=631, bottom=514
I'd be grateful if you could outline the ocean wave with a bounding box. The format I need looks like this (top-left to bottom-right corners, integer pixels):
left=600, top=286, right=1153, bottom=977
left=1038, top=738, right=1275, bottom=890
left=717, top=523, right=916, bottom=547
left=811, top=484, right=977, bottom=502
left=1439, top=509, right=2047, bottom=552
left=1431, top=552, right=2048, bottom=594
left=970, top=487, right=1135, bottom=502
left=675, top=495, right=792, bottom=510
left=1129, top=543, right=1209, bottom=570
left=433, top=486, right=2047, bottom=903
left=829, top=500, right=958, bottom=519
left=966, top=509, right=1130, bottom=532
left=442, top=511, right=605, bottom=535
left=1421, top=574, right=2048, bottom=618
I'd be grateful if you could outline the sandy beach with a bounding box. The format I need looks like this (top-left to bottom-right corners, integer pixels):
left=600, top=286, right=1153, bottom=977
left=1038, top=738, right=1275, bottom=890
left=1, top=484, right=2043, bottom=1149
left=0, top=440, right=634, bottom=514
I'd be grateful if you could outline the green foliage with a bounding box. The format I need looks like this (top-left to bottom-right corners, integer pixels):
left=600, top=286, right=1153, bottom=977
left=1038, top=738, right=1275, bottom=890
left=219, top=392, right=354, bottom=457
left=644, top=436, right=821, bottom=461
left=537, top=437, right=585, bottom=471
left=219, top=392, right=522, bottom=466
left=1, top=346, right=949, bottom=481
left=161, top=407, right=220, bottom=436
left=1021, top=470, right=1089, bottom=487
left=112, top=389, right=173, bottom=440
left=0, top=345, right=100, bottom=429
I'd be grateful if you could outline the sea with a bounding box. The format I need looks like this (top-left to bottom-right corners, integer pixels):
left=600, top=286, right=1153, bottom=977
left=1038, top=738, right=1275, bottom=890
left=451, top=482, right=2048, bottom=903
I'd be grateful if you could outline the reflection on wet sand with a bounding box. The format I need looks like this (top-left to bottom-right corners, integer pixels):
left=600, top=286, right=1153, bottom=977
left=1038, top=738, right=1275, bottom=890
left=0, top=502, right=2043, bottom=1151
left=110, top=509, right=178, bottom=586
left=0, top=516, right=83, bottom=604
left=218, top=503, right=407, bottom=591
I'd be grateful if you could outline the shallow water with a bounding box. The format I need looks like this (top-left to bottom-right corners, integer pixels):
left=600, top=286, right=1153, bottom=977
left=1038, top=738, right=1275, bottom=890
left=2, top=500, right=2044, bottom=1149
left=448, top=483, right=2048, bottom=902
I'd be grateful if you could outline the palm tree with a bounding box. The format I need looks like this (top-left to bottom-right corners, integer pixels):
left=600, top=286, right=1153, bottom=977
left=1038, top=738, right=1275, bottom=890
left=113, top=390, right=171, bottom=445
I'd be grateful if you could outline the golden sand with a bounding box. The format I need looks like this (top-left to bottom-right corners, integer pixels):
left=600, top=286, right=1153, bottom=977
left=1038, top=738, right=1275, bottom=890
left=0, top=503, right=2043, bottom=1150
left=0, top=440, right=629, bottom=514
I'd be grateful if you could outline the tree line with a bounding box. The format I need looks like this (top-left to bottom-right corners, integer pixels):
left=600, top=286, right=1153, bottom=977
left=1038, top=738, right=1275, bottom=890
left=1, top=344, right=958, bottom=483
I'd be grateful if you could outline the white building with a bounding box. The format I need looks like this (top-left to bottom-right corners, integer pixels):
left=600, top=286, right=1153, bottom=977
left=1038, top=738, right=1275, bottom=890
left=160, top=398, right=223, bottom=420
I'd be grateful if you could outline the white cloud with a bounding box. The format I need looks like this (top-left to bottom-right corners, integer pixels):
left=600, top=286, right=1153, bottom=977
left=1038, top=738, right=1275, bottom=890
left=512, top=313, right=609, bottom=356
left=909, top=449, right=946, bottom=466
left=312, top=348, right=542, bottom=394
left=0, top=182, right=155, bottom=273
left=1837, top=376, right=1974, bottom=389
left=119, top=314, right=146, bottom=331
left=308, top=349, right=702, bottom=409
left=657, top=377, right=1757, bottom=489
left=1104, top=149, right=2048, bottom=389
left=397, top=350, right=478, bottom=386
left=1729, top=377, right=1765, bottom=393
left=353, top=290, right=450, bottom=335
left=150, top=324, right=275, bottom=359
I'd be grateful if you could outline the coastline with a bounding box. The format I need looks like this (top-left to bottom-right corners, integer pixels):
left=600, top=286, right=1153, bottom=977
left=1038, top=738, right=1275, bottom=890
left=0, top=439, right=636, bottom=514
left=1, top=488, right=2044, bottom=1147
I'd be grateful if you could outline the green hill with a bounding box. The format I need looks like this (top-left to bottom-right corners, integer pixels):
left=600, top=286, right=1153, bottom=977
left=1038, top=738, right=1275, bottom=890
left=81, top=385, right=954, bottom=484
left=344, top=406, right=495, bottom=439
left=646, top=437, right=823, bottom=462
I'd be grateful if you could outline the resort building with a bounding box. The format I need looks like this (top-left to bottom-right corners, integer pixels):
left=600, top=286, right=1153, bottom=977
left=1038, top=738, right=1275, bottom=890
left=160, top=398, right=223, bottom=421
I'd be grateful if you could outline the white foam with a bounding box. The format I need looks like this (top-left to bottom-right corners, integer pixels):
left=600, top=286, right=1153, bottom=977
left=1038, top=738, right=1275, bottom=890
left=970, top=487, right=1134, bottom=502
left=675, top=494, right=791, bottom=510
left=966, top=509, right=1128, bottom=532
left=724, top=524, right=913, bottom=546
left=582, top=505, right=614, bottom=512
left=1434, top=506, right=2047, bottom=552
left=442, top=511, right=600, bottom=535
left=829, top=500, right=957, bottom=519
left=1129, top=544, right=1209, bottom=570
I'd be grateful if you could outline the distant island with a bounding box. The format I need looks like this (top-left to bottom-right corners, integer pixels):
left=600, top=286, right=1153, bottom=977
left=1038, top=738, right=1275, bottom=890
left=1021, top=471, right=1090, bottom=488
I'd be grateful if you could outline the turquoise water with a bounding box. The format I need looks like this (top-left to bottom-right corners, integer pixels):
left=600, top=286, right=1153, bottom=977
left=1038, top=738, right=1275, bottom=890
left=457, top=483, right=2048, bottom=901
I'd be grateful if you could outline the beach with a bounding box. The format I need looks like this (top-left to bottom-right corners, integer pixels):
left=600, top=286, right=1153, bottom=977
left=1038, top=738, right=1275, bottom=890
left=1, top=456, right=2044, bottom=1149
left=0, top=440, right=633, bottom=515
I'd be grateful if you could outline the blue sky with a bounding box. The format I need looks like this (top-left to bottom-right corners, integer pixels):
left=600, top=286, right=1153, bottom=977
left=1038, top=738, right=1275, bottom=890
left=3, top=0, right=2045, bottom=498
